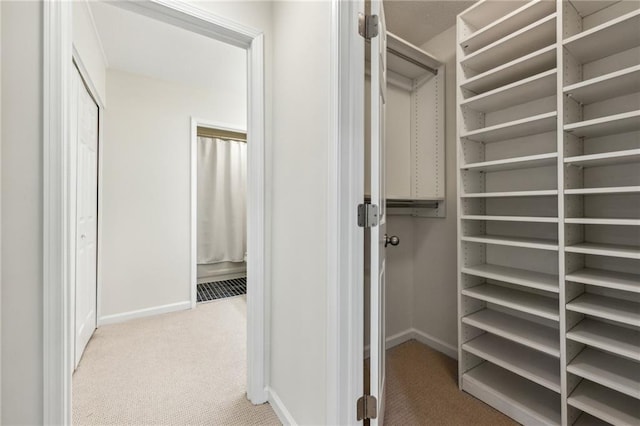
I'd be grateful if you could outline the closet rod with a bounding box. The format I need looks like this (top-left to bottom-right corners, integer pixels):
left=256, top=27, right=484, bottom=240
left=387, top=47, right=438, bottom=75
left=197, top=126, right=247, bottom=142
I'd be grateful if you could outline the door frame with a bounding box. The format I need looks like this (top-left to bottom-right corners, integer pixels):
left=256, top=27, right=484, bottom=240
left=43, top=1, right=268, bottom=423
left=189, top=118, right=248, bottom=308
left=327, top=0, right=366, bottom=424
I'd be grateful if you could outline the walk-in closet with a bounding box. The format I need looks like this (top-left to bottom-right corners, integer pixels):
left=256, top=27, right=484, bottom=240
left=455, top=1, right=639, bottom=425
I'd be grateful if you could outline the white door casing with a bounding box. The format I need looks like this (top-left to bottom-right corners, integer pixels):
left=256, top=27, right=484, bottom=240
left=369, top=1, right=387, bottom=424
left=72, top=66, right=99, bottom=369
left=44, top=2, right=268, bottom=422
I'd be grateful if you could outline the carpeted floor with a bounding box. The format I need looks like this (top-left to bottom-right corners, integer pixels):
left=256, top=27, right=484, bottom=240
left=383, top=340, right=516, bottom=425
left=72, top=296, right=280, bottom=425
left=74, top=299, right=515, bottom=426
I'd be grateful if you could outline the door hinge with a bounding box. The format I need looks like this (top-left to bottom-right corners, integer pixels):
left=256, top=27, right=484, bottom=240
left=358, top=13, right=379, bottom=39
left=358, top=203, right=379, bottom=228
left=357, top=394, right=378, bottom=421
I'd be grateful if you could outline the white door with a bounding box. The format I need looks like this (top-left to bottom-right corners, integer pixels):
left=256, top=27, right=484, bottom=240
left=368, top=1, right=387, bottom=424
left=73, top=66, right=99, bottom=369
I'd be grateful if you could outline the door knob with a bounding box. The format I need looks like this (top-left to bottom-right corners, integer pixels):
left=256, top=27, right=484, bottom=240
left=384, top=234, right=400, bottom=247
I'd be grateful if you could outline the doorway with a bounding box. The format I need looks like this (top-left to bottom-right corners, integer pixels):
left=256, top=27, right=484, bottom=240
left=42, top=1, right=268, bottom=423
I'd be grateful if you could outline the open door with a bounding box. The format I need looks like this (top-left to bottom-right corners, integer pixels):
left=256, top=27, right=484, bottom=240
left=366, top=0, right=387, bottom=424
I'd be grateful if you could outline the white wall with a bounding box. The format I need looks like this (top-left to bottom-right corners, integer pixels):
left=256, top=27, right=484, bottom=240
left=101, top=66, right=246, bottom=320
left=73, top=0, right=108, bottom=104
left=412, top=25, right=458, bottom=352
left=269, top=2, right=331, bottom=424
left=1, top=2, right=43, bottom=423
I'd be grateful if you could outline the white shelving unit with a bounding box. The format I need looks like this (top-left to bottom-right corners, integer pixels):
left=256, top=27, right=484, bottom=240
left=457, top=1, right=640, bottom=425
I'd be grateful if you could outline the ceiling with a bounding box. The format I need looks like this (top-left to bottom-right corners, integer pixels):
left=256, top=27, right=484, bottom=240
left=88, top=2, right=246, bottom=90
left=384, top=0, right=476, bottom=46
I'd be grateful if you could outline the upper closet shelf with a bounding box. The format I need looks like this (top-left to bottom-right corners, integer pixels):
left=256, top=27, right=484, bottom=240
left=458, top=1, right=528, bottom=35
left=566, top=268, right=640, bottom=293
left=386, top=32, right=442, bottom=79
left=564, top=111, right=640, bottom=138
left=461, top=69, right=556, bottom=112
left=565, top=149, right=640, bottom=168
left=568, top=380, right=640, bottom=426
left=563, top=9, right=640, bottom=64
left=461, top=45, right=556, bottom=95
left=461, top=111, right=557, bottom=143
left=564, top=65, right=640, bottom=105
left=461, top=13, right=556, bottom=73
left=460, top=0, right=556, bottom=54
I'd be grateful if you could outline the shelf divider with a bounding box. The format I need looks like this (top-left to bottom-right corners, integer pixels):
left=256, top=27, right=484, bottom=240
left=568, top=380, right=640, bottom=426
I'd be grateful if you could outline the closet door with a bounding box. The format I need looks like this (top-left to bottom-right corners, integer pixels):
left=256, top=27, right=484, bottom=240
left=74, top=66, right=99, bottom=369
left=367, top=0, right=387, bottom=424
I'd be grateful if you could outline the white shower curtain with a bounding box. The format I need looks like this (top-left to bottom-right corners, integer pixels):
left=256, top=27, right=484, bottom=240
left=197, top=136, right=247, bottom=265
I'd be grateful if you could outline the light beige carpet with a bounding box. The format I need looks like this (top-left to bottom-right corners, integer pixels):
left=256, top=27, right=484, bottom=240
left=383, top=340, right=517, bottom=426
left=73, top=296, right=280, bottom=425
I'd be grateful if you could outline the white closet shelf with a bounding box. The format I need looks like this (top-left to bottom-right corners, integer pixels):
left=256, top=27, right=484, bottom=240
left=462, top=284, right=559, bottom=321
left=565, top=218, right=640, bottom=226
left=565, top=149, right=640, bottom=167
left=462, top=152, right=557, bottom=172
left=458, top=1, right=528, bottom=35
left=462, top=215, right=558, bottom=223
left=462, top=309, right=560, bottom=357
left=462, top=333, right=560, bottom=392
left=461, top=189, right=558, bottom=198
left=566, top=268, right=640, bottom=293
left=564, top=111, right=640, bottom=138
left=462, top=13, right=556, bottom=73
left=461, top=69, right=556, bottom=112
left=461, top=45, right=556, bottom=95
left=563, top=9, right=640, bottom=64
left=568, top=348, right=640, bottom=399
left=462, top=362, right=561, bottom=426
left=565, top=186, right=640, bottom=195
left=462, top=111, right=557, bottom=143
left=462, top=264, right=559, bottom=293
left=568, top=0, right=621, bottom=18
left=567, top=293, right=640, bottom=327
left=564, top=65, right=640, bottom=105
left=460, top=1, right=556, bottom=54
left=568, top=380, right=640, bottom=426
left=567, top=318, right=640, bottom=361
left=462, top=234, right=559, bottom=251
left=565, top=242, right=640, bottom=260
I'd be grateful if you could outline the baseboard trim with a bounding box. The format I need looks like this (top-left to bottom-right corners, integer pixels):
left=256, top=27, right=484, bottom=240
left=267, top=387, right=297, bottom=425
left=364, top=328, right=458, bottom=360
left=364, top=328, right=414, bottom=358
left=412, top=328, right=458, bottom=360
left=98, top=301, right=191, bottom=326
